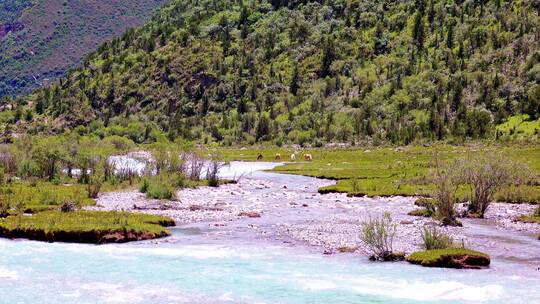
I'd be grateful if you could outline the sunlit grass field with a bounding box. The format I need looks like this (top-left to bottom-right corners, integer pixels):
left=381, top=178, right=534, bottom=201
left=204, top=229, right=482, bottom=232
left=216, top=144, right=540, bottom=203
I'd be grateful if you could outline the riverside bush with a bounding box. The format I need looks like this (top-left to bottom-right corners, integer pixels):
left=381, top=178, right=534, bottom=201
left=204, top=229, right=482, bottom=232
left=146, top=182, right=175, bottom=200
left=456, top=153, right=530, bottom=218
left=431, top=159, right=461, bottom=226
left=140, top=174, right=177, bottom=200
left=360, top=212, right=401, bottom=261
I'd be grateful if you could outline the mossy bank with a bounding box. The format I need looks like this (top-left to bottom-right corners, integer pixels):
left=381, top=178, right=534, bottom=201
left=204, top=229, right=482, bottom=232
left=0, top=211, right=175, bottom=244
left=407, top=248, right=491, bottom=269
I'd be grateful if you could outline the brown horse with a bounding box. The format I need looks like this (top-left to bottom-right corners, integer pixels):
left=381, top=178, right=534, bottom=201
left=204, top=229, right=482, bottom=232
left=303, top=153, right=313, bottom=161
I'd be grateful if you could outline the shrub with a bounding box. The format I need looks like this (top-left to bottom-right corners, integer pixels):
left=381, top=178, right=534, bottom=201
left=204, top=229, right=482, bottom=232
left=183, top=152, right=205, bottom=181
left=410, top=198, right=436, bottom=217
left=430, top=159, right=461, bottom=226
left=351, top=177, right=360, bottom=193
left=139, top=178, right=150, bottom=193
left=360, top=212, right=399, bottom=261
left=534, top=205, right=540, bottom=217
left=455, top=153, right=529, bottom=218
left=421, top=226, right=454, bottom=250
left=408, top=208, right=433, bottom=217
left=60, top=201, right=76, bottom=213
left=140, top=174, right=177, bottom=200
left=206, top=157, right=224, bottom=187
left=86, top=180, right=102, bottom=199
left=0, top=200, right=9, bottom=217
left=146, top=181, right=175, bottom=200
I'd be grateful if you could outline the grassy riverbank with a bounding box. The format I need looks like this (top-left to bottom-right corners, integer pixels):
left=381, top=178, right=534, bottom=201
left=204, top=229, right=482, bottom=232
left=216, top=144, right=540, bottom=203
left=0, top=211, right=174, bottom=244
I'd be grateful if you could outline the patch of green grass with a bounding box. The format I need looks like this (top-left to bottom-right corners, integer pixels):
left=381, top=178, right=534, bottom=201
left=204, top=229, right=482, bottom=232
left=0, top=210, right=174, bottom=243
left=496, top=114, right=540, bottom=139
left=1, top=182, right=95, bottom=213
left=408, top=209, right=434, bottom=217
left=218, top=145, right=540, bottom=203
left=407, top=248, right=490, bottom=268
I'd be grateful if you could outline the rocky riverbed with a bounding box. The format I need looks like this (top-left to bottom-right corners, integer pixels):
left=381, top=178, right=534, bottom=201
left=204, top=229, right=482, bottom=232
left=90, top=162, right=540, bottom=267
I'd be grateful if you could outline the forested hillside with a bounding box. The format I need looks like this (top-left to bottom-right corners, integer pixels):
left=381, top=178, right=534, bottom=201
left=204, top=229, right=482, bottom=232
left=0, top=0, right=167, bottom=98
left=5, top=0, right=540, bottom=145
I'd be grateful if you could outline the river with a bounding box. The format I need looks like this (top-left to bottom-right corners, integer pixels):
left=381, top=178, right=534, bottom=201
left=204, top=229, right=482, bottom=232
left=1, top=161, right=539, bottom=303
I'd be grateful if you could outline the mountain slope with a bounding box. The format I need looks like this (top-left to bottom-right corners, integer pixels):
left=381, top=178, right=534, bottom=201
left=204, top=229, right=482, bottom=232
left=0, top=0, right=168, bottom=98
left=7, top=0, right=540, bottom=145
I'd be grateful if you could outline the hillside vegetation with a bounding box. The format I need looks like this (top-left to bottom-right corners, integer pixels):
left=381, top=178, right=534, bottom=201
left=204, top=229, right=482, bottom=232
left=4, top=0, right=540, bottom=145
left=0, top=0, right=167, bottom=98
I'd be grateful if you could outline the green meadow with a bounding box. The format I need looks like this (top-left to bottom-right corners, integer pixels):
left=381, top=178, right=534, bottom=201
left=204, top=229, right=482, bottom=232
left=217, top=144, right=540, bottom=203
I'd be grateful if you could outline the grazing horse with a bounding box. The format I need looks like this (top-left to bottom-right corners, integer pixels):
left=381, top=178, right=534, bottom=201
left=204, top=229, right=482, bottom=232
left=257, top=154, right=263, bottom=160
left=303, top=153, right=313, bottom=161
left=290, top=153, right=296, bottom=161
left=275, top=153, right=281, bottom=160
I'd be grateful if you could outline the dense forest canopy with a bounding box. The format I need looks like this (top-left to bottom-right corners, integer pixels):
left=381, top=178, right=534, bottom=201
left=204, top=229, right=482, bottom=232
left=3, top=0, right=540, bottom=145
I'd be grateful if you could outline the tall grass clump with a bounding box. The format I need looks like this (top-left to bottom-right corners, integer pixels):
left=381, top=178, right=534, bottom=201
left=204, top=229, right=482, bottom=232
left=421, top=226, right=454, bottom=250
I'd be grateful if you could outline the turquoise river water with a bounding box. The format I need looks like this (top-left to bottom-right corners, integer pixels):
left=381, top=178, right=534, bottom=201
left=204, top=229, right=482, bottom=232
left=1, top=229, right=539, bottom=304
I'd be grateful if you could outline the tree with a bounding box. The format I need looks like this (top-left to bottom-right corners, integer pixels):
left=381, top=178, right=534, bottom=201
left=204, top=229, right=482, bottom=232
left=320, top=37, right=335, bottom=78
left=290, top=63, right=300, bottom=96
left=32, top=138, right=66, bottom=181
left=256, top=112, right=271, bottom=141
left=412, top=12, right=425, bottom=50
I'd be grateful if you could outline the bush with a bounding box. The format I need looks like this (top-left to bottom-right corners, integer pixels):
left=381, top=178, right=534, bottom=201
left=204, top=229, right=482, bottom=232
left=360, top=212, right=399, bottom=261
left=534, top=205, right=540, bottom=217
left=430, top=159, right=461, bottom=226
left=206, top=157, right=223, bottom=187
left=421, top=226, right=454, bottom=250
left=456, top=153, right=529, bottom=218
left=60, top=201, right=76, bottom=213
left=146, top=181, right=175, bottom=200
left=410, top=198, right=436, bottom=217
left=0, top=200, right=9, bottom=217
left=139, top=178, right=150, bottom=193
left=350, top=177, right=360, bottom=193
left=408, top=208, right=433, bottom=217
left=86, top=180, right=102, bottom=199
left=140, top=174, right=177, bottom=200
